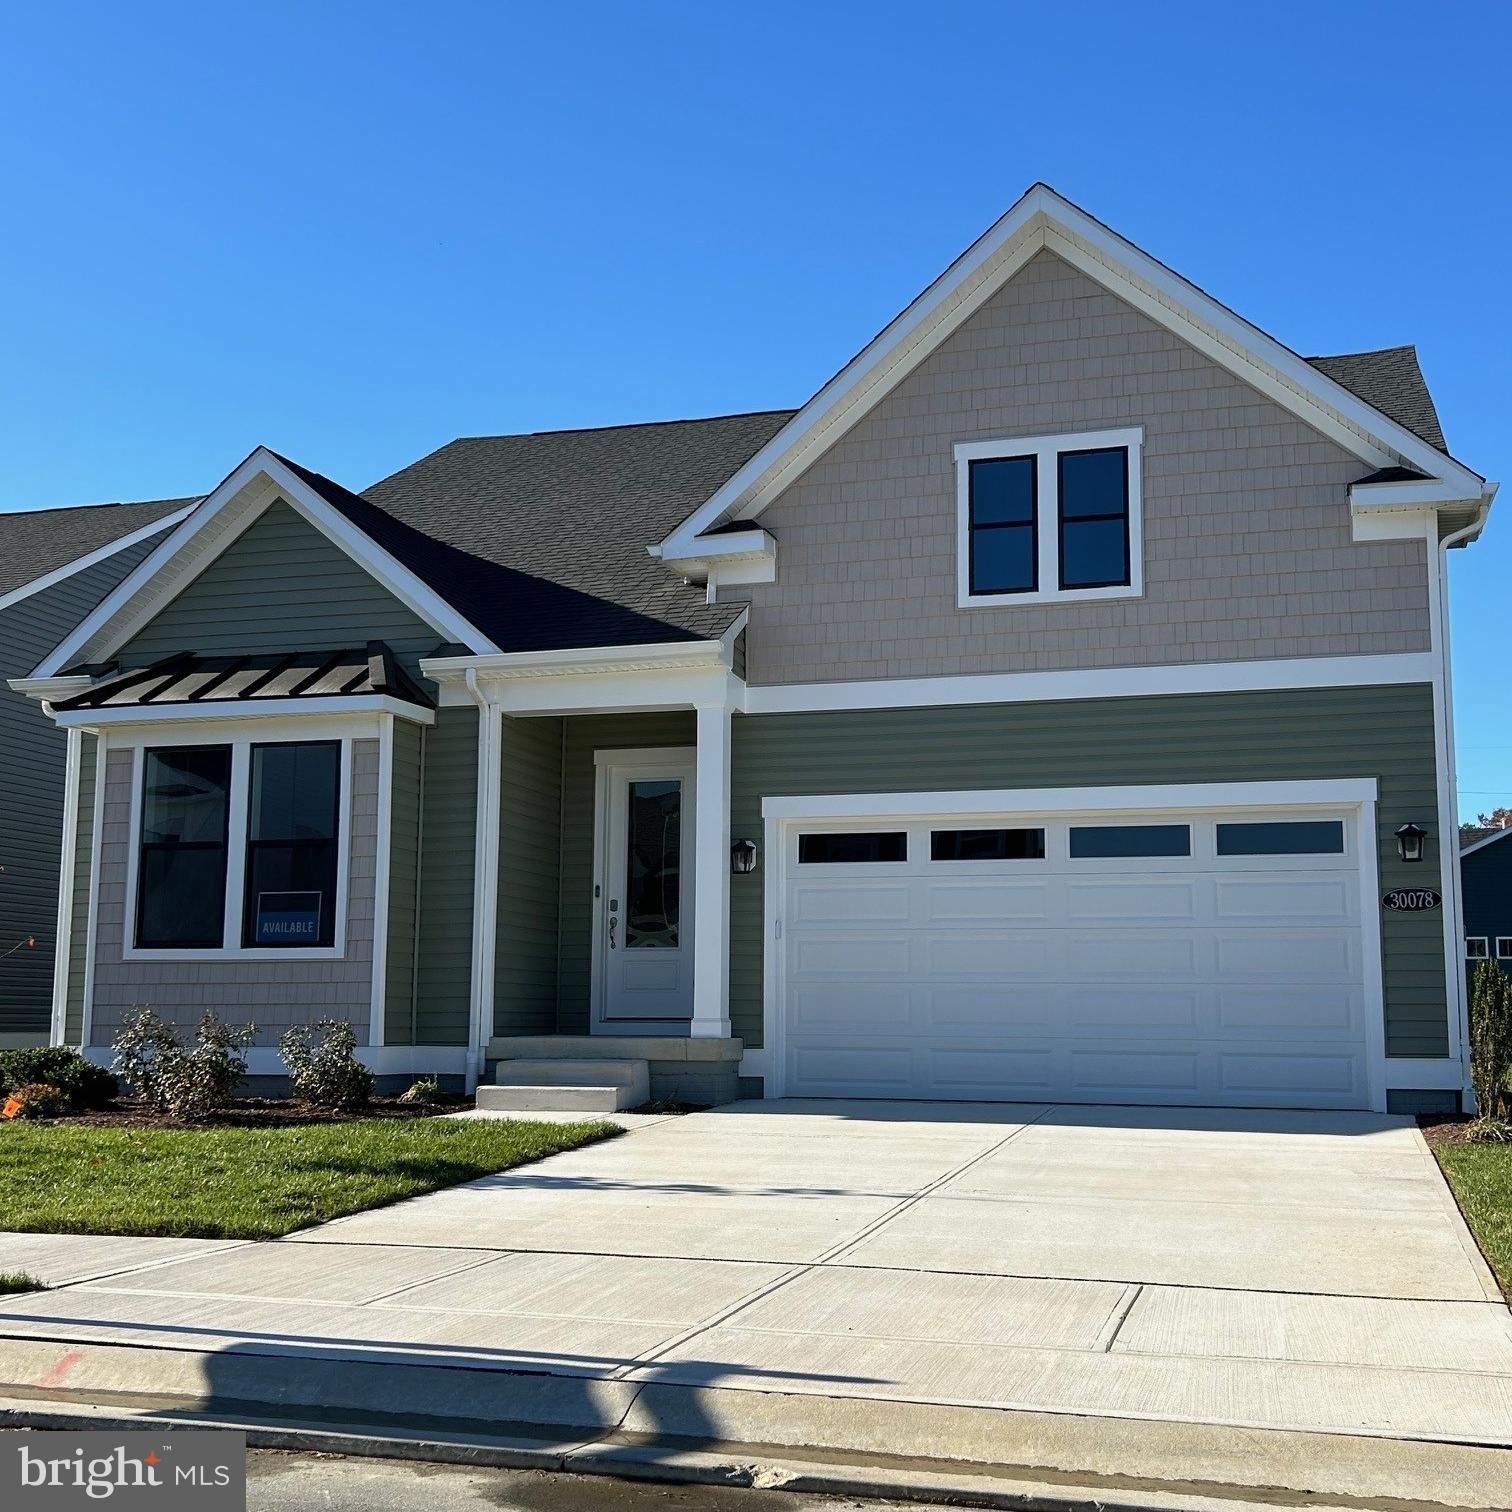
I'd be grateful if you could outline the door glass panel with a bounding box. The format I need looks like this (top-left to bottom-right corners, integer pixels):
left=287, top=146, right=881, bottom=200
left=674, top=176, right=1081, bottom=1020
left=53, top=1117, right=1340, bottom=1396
left=624, top=779, right=681, bottom=948
left=1070, top=824, right=1190, bottom=859
left=1216, top=820, right=1344, bottom=856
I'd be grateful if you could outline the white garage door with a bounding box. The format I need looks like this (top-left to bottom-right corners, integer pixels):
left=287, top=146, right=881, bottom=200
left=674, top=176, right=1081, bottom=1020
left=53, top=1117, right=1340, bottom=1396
left=779, top=806, right=1372, bottom=1109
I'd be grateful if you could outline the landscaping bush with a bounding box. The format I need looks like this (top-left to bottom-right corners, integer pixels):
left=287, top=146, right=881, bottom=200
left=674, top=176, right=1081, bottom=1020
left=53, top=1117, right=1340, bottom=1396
left=0, top=1046, right=115, bottom=1110
left=279, top=1019, right=373, bottom=1110
left=397, top=1076, right=441, bottom=1106
left=2, top=1083, right=68, bottom=1120
left=112, top=1007, right=254, bottom=1121
left=1469, top=957, right=1512, bottom=1125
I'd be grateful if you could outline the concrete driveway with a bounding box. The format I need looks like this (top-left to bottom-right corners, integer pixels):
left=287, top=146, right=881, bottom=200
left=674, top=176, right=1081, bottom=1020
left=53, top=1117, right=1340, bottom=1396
left=2, top=1099, right=1510, bottom=1468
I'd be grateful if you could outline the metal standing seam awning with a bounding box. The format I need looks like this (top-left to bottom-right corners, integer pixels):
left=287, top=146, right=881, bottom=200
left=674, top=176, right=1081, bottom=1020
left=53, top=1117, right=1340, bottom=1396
left=52, top=642, right=434, bottom=713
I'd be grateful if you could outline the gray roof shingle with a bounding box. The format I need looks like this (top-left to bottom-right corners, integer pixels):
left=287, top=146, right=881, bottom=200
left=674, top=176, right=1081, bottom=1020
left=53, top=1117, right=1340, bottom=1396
left=0, top=496, right=194, bottom=599
left=1304, top=346, right=1448, bottom=453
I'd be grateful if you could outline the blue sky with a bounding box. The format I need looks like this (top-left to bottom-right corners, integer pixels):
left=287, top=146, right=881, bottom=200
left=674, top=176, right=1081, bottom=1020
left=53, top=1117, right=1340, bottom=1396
left=0, top=2, right=1506, bottom=817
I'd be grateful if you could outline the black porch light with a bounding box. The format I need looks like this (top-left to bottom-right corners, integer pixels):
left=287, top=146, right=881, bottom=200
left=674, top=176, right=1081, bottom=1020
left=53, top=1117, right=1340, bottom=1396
left=1394, top=823, right=1427, bottom=864
left=731, top=838, right=758, bottom=875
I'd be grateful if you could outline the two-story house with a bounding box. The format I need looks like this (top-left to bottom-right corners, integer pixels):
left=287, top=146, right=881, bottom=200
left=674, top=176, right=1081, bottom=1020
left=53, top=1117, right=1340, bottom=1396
left=9, top=185, right=1495, bottom=1114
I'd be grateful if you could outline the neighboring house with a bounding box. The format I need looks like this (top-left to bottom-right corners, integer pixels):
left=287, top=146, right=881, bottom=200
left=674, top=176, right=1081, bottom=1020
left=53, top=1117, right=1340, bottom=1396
left=1462, top=826, right=1512, bottom=978
left=7, top=185, right=1496, bottom=1113
left=0, top=497, right=196, bottom=1044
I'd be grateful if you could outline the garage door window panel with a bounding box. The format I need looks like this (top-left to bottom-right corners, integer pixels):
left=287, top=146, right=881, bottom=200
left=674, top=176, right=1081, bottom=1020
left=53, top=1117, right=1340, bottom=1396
left=1069, top=823, right=1190, bottom=859
left=798, top=832, right=907, bottom=865
left=1217, top=820, right=1345, bottom=857
left=931, top=827, right=1045, bottom=861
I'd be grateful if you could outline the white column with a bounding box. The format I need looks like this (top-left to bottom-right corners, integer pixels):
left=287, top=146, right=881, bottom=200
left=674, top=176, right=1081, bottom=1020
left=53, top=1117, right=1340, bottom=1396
left=465, top=675, right=502, bottom=1089
left=691, top=700, right=732, bottom=1038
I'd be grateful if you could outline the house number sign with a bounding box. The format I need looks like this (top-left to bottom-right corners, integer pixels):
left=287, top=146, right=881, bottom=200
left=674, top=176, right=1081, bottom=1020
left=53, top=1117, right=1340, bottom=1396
left=1382, top=888, right=1441, bottom=912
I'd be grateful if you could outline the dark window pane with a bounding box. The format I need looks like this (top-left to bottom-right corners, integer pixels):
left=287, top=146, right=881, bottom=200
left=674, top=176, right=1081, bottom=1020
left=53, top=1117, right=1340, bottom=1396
left=137, top=845, right=227, bottom=948
left=971, top=524, right=1036, bottom=594
left=250, top=743, right=339, bottom=841
left=931, top=828, right=1046, bottom=861
left=1059, top=447, right=1127, bottom=519
left=969, top=456, right=1036, bottom=524
left=1070, top=824, right=1191, bottom=859
left=625, top=779, right=681, bottom=948
left=136, top=746, right=230, bottom=949
left=142, top=747, right=229, bottom=844
left=799, top=832, right=908, bottom=864
left=242, top=742, right=342, bottom=948
left=1217, top=821, right=1345, bottom=856
left=1060, top=517, right=1129, bottom=589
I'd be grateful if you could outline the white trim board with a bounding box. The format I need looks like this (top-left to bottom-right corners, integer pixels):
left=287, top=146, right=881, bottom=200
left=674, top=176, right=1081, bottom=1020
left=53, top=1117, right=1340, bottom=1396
left=0, top=505, right=195, bottom=616
left=32, top=447, right=500, bottom=679
left=658, top=184, right=1486, bottom=558
left=55, top=695, right=435, bottom=730
left=743, top=652, right=1437, bottom=715
left=77, top=1045, right=470, bottom=1077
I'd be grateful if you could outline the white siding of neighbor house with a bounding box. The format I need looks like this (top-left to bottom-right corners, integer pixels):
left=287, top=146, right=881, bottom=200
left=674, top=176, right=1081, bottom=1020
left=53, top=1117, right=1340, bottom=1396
left=725, top=248, right=1432, bottom=685
left=86, top=739, right=379, bottom=1048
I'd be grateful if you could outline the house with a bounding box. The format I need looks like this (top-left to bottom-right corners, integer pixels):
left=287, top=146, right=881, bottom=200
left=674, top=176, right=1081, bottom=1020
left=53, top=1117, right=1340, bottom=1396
left=0, top=496, right=195, bottom=1045
left=7, top=184, right=1495, bottom=1114
left=1462, top=826, right=1512, bottom=979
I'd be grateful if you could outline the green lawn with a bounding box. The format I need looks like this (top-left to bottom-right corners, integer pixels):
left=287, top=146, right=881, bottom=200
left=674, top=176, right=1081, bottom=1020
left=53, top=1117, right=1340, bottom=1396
left=1434, top=1139, right=1512, bottom=1294
left=0, top=1117, right=616, bottom=1240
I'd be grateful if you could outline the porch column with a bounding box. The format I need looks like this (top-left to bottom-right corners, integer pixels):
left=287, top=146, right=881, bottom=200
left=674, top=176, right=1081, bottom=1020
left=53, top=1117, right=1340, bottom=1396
left=691, top=700, right=733, bottom=1038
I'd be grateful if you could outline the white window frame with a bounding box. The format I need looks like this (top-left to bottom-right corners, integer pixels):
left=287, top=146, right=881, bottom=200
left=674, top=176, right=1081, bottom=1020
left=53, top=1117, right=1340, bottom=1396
left=121, top=726, right=355, bottom=963
left=1466, top=937, right=1489, bottom=960
left=955, top=426, right=1144, bottom=608
left=1497, top=938, right=1512, bottom=960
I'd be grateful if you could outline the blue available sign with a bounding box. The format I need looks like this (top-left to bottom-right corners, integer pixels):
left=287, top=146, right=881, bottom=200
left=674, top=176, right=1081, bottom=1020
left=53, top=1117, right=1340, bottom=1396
left=254, top=891, right=323, bottom=945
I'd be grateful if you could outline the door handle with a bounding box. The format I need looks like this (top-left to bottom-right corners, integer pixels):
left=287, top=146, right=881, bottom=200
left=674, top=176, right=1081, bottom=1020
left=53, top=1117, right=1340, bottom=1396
left=608, top=913, right=617, bottom=950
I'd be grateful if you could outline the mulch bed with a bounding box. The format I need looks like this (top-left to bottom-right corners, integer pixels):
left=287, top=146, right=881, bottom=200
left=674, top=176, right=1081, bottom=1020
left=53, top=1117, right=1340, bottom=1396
left=23, top=1095, right=473, bottom=1130
left=1418, top=1114, right=1512, bottom=1147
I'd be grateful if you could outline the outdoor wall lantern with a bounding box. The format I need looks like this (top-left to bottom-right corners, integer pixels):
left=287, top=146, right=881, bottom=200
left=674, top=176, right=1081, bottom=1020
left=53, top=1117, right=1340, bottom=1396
left=731, top=838, right=759, bottom=875
left=1395, top=823, right=1428, bottom=864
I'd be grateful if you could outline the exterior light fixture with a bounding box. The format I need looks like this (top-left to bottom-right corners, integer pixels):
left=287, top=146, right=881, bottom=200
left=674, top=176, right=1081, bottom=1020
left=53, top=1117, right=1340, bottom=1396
left=1395, top=823, right=1427, bottom=864
left=731, top=838, right=758, bottom=875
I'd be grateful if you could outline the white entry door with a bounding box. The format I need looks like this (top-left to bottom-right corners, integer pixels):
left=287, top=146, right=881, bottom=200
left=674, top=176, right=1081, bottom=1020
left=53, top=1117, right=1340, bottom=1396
left=777, top=804, right=1374, bottom=1109
left=595, top=751, right=696, bottom=1027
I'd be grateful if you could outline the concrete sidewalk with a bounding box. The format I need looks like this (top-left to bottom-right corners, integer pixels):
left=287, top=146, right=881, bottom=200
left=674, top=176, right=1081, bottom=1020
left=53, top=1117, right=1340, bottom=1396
left=0, top=1100, right=1509, bottom=1507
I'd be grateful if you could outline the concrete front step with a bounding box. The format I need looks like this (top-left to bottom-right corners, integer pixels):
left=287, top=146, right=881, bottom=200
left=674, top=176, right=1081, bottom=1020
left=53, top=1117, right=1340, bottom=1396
left=475, top=1083, right=637, bottom=1113
left=492, top=1058, right=648, bottom=1090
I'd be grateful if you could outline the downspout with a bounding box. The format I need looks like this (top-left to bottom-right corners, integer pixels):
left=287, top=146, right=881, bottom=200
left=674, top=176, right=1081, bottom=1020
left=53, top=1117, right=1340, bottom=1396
left=463, top=669, right=502, bottom=1092
left=1435, top=492, right=1495, bottom=1108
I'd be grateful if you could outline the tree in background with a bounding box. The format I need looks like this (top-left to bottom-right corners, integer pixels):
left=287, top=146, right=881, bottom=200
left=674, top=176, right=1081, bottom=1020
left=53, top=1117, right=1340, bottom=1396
left=1460, top=807, right=1512, bottom=847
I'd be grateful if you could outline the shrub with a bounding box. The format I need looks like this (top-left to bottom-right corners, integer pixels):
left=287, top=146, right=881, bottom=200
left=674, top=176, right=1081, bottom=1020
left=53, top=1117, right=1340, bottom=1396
left=112, top=1007, right=255, bottom=1121
left=279, top=1019, right=373, bottom=1110
left=0, top=1046, right=116, bottom=1110
left=397, top=1076, right=441, bottom=1106
left=1469, top=958, right=1512, bottom=1122
left=2, top=1083, right=68, bottom=1120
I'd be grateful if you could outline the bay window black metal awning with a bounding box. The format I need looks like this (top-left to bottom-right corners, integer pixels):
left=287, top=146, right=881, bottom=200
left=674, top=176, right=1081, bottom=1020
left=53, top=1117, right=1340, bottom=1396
left=53, top=642, right=433, bottom=712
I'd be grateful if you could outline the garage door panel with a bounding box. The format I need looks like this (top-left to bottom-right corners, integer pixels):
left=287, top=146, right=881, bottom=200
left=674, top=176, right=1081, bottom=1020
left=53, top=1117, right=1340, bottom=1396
left=1064, top=878, right=1201, bottom=923
left=780, top=804, right=1371, bottom=1111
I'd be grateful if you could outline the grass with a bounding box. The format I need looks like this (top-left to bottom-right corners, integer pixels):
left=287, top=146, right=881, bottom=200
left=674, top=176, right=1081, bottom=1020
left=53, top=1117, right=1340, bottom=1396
left=0, top=1117, right=616, bottom=1240
left=1434, top=1138, right=1512, bottom=1294
left=0, top=1272, right=47, bottom=1293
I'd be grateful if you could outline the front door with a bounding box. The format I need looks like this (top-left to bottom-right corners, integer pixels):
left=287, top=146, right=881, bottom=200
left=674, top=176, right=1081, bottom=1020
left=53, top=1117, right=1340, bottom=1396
left=595, top=752, right=696, bottom=1026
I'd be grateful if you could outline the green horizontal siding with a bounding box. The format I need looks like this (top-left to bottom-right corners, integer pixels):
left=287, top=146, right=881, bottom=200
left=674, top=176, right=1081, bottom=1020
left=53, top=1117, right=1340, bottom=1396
left=120, top=501, right=441, bottom=674
left=556, top=712, right=696, bottom=1032
left=383, top=719, right=424, bottom=1044
left=495, top=715, right=563, bottom=1035
left=413, top=707, right=476, bottom=1043
left=729, top=684, right=1447, bottom=1057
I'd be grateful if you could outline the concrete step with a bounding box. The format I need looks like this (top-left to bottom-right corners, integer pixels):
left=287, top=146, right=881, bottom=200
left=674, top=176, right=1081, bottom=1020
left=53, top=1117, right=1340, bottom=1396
left=475, top=1083, right=637, bottom=1113
left=492, top=1058, right=648, bottom=1091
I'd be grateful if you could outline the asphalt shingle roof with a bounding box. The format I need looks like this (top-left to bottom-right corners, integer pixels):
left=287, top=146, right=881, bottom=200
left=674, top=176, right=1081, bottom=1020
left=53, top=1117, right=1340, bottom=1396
left=1304, top=346, right=1448, bottom=454
left=0, top=496, right=194, bottom=599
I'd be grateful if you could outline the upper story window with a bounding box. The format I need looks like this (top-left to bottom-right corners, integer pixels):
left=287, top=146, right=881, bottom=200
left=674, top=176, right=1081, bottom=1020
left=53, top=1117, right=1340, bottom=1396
left=955, top=427, right=1143, bottom=608
left=133, top=738, right=345, bottom=956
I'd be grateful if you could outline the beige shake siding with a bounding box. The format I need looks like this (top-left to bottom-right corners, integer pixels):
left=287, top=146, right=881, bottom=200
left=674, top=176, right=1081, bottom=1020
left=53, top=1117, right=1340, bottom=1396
left=728, top=249, right=1432, bottom=685
left=87, top=740, right=380, bottom=1047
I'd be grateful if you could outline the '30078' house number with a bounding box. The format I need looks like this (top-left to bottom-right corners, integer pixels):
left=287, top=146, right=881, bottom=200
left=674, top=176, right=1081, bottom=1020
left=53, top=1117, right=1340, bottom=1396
left=1381, top=888, right=1442, bottom=912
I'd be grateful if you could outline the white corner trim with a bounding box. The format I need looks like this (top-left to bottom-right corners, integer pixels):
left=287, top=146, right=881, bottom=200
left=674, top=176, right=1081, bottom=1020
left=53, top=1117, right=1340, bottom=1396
left=421, top=638, right=730, bottom=682
left=955, top=426, right=1144, bottom=608
left=760, top=779, right=1377, bottom=823
left=0, top=505, right=196, bottom=617
left=463, top=675, right=503, bottom=1089
left=1460, top=825, right=1512, bottom=859
left=80, top=729, right=107, bottom=1050
left=54, top=695, right=434, bottom=730
left=49, top=727, right=83, bottom=1045
left=32, top=446, right=499, bottom=678
left=657, top=185, right=1484, bottom=556
left=743, top=651, right=1438, bottom=716
left=369, top=712, right=396, bottom=1048
left=1384, top=1059, right=1469, bottom=1092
